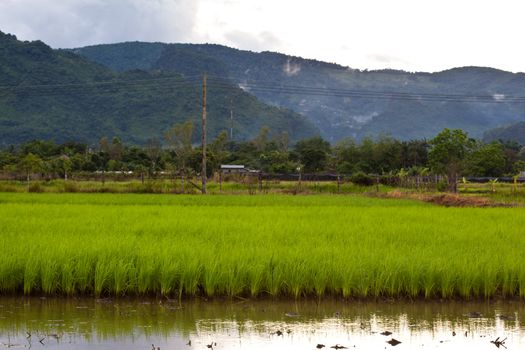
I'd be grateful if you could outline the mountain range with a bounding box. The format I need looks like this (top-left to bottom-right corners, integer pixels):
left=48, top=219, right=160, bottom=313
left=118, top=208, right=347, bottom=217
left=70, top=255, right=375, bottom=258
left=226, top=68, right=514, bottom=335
left=1, top=29, right=525, bottom=146
left=73, top=42, right=525, bottom=142
left=0, top=31, right=316, bottom=146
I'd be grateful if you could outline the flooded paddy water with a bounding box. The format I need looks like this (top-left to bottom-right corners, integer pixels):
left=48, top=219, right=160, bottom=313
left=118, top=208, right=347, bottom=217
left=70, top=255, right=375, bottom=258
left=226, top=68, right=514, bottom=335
left=0, top=298, right=524, bottom=350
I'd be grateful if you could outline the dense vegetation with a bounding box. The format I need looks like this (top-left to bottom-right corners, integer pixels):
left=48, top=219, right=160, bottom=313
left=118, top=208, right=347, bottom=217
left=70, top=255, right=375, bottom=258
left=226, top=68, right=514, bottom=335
left=1, top=128, right=524, bottom=183
left=74, top=42, right=525, bottom=141
left=1, top=193, right=525, bottom=299
left=0, top=31, right=317, bottom=145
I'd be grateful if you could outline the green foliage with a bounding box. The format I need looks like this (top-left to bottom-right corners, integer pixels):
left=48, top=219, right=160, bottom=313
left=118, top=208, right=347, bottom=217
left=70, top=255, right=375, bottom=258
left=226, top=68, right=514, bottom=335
left=17, top=153, right=44, bottom=178
left=465, top=142, right=506, bottom=177
left=513, top=160, right=525, bottom=174
left=350, top=171, right=374, bottom=186
left=429, top=129, right=473, bottom=175
left=429, top=129, right=476, bottom=191
left=333, top=137, right=428, bottom=174
left=164, top=120, right=194, bottom=173
left=294, top=136, right=331, bottom=173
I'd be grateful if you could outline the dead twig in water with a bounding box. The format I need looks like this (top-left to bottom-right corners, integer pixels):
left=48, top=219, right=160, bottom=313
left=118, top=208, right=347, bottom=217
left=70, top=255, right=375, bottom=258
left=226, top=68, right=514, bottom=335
left=490, top=337, right=507, bottom=348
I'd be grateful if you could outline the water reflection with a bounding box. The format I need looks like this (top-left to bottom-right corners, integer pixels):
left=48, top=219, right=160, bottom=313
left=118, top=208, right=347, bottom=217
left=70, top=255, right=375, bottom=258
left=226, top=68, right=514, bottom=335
left=0, top=298, right=522, bottom=349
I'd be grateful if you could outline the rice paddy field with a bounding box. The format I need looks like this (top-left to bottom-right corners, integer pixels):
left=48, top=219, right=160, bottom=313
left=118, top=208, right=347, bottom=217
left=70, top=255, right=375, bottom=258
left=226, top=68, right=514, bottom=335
left=1, top=192, right=525, bottom=299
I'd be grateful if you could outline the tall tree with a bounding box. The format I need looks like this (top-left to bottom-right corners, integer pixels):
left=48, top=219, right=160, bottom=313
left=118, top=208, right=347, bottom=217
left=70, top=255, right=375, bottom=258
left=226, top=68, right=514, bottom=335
left=164, top=120, right=194, bottom=192
left=253, top=127, right=270, bottom=153
left=145, top=138, right=162, bottom=177
left=17, top=153, right=44, bottom=183
left=465, top=142, right=506, bottom=177
left=210, top=131, right=229, bottom=171
left=294, top=136, right=331, bottom=173
left=428, top=128, right=474, bottom=192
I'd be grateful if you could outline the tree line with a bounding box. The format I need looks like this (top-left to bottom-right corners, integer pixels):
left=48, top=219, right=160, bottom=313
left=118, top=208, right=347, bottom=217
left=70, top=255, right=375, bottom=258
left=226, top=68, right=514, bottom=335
left=1, top=124, right=525, bottom=184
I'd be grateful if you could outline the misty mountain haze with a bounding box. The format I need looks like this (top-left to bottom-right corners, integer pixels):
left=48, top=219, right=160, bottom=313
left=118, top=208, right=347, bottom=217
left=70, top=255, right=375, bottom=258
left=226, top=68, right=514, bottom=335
left=74, top=41, right=525, bottom=142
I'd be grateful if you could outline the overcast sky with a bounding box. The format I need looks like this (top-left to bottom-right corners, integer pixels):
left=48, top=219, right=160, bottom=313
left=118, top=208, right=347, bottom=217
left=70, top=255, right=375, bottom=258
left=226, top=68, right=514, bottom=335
left=1, top=0, right=524, bottom=72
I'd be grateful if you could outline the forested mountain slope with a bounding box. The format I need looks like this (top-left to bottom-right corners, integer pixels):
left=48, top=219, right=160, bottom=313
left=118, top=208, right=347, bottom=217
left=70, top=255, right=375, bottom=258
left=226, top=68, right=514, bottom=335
left=0, top=32, right=317, bottom=145
left=75, top=42, right=525, bottom=141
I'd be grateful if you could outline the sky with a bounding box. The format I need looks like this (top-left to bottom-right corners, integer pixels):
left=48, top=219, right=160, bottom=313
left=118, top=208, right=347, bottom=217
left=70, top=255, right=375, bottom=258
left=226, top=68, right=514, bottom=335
left=0, top=0, right=524, bottom=72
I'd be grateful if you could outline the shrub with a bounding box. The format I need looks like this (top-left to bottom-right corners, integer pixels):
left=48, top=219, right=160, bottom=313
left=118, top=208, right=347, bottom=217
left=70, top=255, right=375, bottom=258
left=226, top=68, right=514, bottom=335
left=63, top=182, right=79, bottom=193
left=350, top=171, right=374, bottom=186
left=436, top=179, right=448, bottom=192
left=28, top=182, right=43, bottom=193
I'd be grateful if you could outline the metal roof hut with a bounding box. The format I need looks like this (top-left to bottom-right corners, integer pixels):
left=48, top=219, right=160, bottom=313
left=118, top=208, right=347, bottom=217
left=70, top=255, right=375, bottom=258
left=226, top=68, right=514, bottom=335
left=219, top=164, right=261, bottom=192
left=220, top=164, right=249, bottom=174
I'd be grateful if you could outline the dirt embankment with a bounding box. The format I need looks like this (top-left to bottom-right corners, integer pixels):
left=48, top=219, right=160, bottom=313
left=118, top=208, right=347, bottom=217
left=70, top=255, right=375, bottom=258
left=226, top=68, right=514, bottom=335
left=379, top=190, right=511, bottom=207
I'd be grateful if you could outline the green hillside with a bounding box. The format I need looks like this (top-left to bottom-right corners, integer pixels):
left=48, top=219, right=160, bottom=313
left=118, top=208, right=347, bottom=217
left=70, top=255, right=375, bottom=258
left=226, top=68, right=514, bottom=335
left=75, top=42, right=525, bottom=142
left=0, top=32, right=318, bottom=145
left=483, top=122, right=525, bottom=144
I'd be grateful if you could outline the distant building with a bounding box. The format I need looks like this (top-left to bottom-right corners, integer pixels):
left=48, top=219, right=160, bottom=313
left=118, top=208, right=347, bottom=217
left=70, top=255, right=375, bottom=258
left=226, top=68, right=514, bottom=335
left=220, top=164, right=248, bottom=174
left=220, top=164, right=261, bottom=175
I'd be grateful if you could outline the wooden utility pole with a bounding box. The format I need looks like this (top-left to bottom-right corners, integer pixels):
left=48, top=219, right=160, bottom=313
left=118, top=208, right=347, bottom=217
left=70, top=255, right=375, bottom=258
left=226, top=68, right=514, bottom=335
left=230, top=98, right=234, bottom=140
left=201, top=73, right=207, bottom=194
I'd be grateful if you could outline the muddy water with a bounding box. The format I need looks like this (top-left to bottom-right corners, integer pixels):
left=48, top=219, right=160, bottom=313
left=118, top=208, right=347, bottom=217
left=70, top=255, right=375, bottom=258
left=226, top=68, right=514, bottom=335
left=0, top=298, right=523, bottom=350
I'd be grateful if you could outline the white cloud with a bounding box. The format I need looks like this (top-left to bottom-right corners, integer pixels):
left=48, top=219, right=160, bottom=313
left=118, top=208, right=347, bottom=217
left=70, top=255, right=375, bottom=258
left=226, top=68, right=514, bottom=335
left=0, top=0, right=200, bottom=48
left=1, top=0, right=525, bottom=72
left=224, top=30, right=283, bottom=52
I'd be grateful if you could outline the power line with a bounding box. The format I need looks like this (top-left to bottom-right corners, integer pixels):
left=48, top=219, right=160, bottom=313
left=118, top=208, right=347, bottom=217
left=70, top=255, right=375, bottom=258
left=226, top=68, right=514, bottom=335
left=1, top=74, right=525, bottom=104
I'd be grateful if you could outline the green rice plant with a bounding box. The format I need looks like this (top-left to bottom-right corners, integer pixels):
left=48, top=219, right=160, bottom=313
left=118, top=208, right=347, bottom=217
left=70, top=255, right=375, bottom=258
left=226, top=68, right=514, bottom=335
left=438, top=267, right=456, bottom=299
left=203, top=261, right=222, bottom=297
left=406, top=264, right=424, bottom=298
left=481, top=266, right=499, bottom=299
left=224, top=265, right=246, bottom=297
left=178, top=260, right=202, bottom=299
left=74, top=256, right=95, bottom=294
left=286, top=260, right=308, bottom=299
left=266, top=258, right=286, bottom=297
left=61, top=261, right=75, bottom=295
left=112, top=259, right=135, bottom=296
left=136, top=256, right=160, bottom=295
left=0, top=254, right=23, bottom=293
left=247, top=263, right=266, bottom=298
left=94, top=259, right=112, bottom=297
left=338, top=265, right=357, bottom=298
left=355, top=267, right=373, bottom=298
left=501, top=262, right=519, bottom=298
left=311, top=262, right=329, bottom=298
left=421, top=264, right=439, bottom=299
left=518, top=269, right=525, bottom=298
left=24, top=256, right=40, bottom=295
left=159, top=260, right=180, bottom=296
left=41, top=259, right=59, bottom=294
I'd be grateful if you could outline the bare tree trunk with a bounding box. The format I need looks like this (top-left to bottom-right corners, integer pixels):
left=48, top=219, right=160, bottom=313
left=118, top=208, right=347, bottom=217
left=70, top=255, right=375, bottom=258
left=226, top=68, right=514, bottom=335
left=448, top=173, right=458, bottom=193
